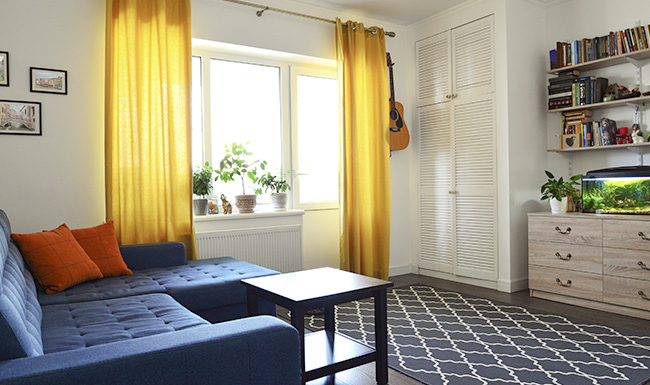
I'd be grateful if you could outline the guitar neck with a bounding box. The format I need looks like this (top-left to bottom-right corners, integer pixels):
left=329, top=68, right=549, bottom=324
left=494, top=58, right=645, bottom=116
left=388, top=64, right=396, bottom=109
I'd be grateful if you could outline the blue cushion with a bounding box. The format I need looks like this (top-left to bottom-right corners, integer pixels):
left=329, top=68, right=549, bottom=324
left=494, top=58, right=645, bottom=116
left=41, top=293, right=209, bottom=354
left=0, top=210, right=44, bottom=360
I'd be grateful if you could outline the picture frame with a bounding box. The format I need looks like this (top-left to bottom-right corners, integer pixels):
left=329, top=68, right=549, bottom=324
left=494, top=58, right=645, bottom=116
left=0, top=52, right=8, bottom=87
left=30, top=67, right=67, bottom=95
left=561, top=133, right=580, bottom=149
left=0, top=100, right=42, bottom=136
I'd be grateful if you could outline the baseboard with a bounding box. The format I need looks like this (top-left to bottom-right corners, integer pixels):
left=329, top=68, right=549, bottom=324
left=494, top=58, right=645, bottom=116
left=497, top=277, right=529, bottom=293
left=389, top=264, right=417, bottom=277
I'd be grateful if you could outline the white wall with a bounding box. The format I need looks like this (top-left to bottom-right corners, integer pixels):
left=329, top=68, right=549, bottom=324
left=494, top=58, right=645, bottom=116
left=192, top=0, right=414, bottom=273
left=0, top=0, right=105, bottom=233
left=545, top=0, right=650, bottom=178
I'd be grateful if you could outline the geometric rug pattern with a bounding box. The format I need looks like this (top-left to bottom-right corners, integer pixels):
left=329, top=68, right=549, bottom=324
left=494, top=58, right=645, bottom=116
left=298, top=285, right=650, bottom=385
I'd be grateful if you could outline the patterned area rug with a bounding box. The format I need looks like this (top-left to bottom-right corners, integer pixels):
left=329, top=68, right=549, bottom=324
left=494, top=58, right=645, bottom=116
left=288, top=285, right=650, bottom=385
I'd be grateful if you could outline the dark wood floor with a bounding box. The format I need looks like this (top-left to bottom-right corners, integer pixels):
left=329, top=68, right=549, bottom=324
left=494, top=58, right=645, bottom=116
left=306, top=273, right=650, bottom=385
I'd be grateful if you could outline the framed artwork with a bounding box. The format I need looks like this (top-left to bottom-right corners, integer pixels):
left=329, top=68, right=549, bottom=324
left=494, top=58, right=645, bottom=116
left=30, top=67, right=67, bottom=95
left=561, top=133, right=580, bottom=149
left=0, top=100, right=42, bottom=136
left=0, top=52, right=8, bottom=87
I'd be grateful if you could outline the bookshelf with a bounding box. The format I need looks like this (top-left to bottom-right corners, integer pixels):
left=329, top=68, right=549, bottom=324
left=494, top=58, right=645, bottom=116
left=547, top=39, right=650, bottom=155
left=546, top=94, right=650, bottom=113
left=547, top=46, right=650, bottom=74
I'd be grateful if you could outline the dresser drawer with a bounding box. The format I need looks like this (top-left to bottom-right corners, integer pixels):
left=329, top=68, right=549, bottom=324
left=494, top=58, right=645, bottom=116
left=604, top=275, right=650, bottom=312
left=529, top=240, right=602, bottom=274
left=603, top=219, right=650, bottom=250
left=528, top=216, right=601, bottom=246
left=528, top=265, right=602, bottom=301
left=603, top=247, right=650, bottom=281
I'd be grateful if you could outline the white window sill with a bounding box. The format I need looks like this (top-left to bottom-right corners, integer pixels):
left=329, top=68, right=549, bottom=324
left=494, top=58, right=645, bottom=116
left=194, top=209, right=305, bottom=222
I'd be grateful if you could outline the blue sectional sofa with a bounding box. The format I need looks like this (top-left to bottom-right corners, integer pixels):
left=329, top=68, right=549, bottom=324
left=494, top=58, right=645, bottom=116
left=0, top=210, right=301, bottom=385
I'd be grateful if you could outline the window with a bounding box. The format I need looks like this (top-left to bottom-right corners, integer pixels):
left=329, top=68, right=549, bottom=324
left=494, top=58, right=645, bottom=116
left=192, top=42, right=338, bottom=210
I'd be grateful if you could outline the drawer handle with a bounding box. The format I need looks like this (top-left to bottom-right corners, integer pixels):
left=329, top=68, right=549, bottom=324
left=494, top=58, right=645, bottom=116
left=638, top=232, right=650, bottom=241
left=638, top=291, right=650, bottom=301
left=555, top=252, right=572, bottom=261
left=555, top=226, right=571, bottom=235
left=639, top=261, right=650, bottom=271
left=555, top=278, right=572, bottom=287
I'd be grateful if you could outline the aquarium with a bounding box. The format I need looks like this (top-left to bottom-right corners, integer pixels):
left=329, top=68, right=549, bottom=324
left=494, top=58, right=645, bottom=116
left=582, top=166, right=650, bottom=214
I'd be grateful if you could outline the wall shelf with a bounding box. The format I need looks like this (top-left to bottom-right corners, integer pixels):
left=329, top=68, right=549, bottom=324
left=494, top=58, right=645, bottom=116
left=547, top=47, right=650, bottom=74
left=547, top=95, right=650, bottom=113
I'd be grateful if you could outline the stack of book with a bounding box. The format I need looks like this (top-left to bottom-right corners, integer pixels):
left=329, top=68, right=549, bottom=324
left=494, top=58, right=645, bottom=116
left=571, top=76, right=608, bottom=106
left=548, top=70, right=579, bottom=110
left=550, top=24, right=650, bottom=69
left=561, top=110, right=594, bottom=148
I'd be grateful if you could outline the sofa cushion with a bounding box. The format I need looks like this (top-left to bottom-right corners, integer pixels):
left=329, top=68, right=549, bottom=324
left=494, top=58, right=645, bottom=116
left=38, top=257, right=279, bottom=313
left=0, top=210, right=44, bottom=360
left=71, top=221, right=132, bottom=278
left=11, top=224, right=103, bottom=293
left=41, top=293, right=210, bottom=354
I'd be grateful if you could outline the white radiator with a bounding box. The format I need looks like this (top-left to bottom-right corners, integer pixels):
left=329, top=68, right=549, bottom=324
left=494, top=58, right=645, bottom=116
left=195, top=225, right=303, bottom=273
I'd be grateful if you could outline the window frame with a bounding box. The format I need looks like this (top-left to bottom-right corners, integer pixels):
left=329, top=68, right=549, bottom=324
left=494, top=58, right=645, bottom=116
left=289, top=65, right=339, bottom=211
left=192, top=41, right=338, bottom=211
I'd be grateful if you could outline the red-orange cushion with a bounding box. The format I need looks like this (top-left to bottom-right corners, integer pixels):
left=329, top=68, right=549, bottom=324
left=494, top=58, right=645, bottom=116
left=70, top=221, right=132, bottom=277
left=11, top=224, right=103, bottom=294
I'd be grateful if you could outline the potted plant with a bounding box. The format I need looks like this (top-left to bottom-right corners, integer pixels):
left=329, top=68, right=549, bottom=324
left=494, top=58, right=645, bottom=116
left=193, top=161, right=214, bottom=215
left=255, top=170, right=292, bottom=211
left=540, top=170, right=582, bottom=213
left=215, top=142, right=267, bottom=213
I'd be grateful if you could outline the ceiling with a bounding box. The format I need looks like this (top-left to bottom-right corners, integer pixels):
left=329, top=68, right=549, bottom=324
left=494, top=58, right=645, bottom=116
left=287, top=0, right=560, bottom=26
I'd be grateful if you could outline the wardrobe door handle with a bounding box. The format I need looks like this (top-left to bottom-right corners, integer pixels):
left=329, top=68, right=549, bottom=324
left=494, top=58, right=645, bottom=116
left=638, top=291, right=650, bottom=301
left=555, top=226, right=571, bottom=234
left=556, top=278, right=572, bottom=287
left=638, top=232, right=650, bottom=241
left=639, top=261, right=650, bottom=271
left=555, top=252, right=572, bottom=261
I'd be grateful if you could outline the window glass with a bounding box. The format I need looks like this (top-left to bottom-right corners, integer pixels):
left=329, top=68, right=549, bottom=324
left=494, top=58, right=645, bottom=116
left=209, top=59, right=282, bottom=201
left=295, top=74, right=339, bottom=205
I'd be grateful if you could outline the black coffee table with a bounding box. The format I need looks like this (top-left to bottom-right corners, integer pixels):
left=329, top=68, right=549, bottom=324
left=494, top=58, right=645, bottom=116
left=241, top=267, right=393, bottom=385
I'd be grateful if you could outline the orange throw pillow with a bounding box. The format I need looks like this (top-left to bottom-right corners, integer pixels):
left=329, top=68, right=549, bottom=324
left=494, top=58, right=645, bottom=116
left=11, top=224, right=103, bottom=294
left=71, top=221, right=132, bottom=277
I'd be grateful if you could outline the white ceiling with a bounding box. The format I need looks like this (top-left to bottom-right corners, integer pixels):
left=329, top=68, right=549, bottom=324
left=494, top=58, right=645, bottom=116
left=288, top=0, right=561, bottom=26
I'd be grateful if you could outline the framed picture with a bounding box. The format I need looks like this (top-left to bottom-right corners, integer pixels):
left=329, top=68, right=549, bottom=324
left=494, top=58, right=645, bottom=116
left=0, top=100, right=42, bottom=136
left=30, top=67, right=67, bottom=95
left=561, top=133, right=581, bottom=149
left=0, top=52, right=8, bottom=87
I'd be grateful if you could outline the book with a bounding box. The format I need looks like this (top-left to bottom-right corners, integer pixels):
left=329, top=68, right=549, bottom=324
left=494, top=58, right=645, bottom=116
left=549, top=49, right=558, bottom=69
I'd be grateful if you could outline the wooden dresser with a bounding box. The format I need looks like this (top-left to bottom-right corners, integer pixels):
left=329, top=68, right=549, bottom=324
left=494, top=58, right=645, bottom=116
left=528, top=212, right=650, bottom=319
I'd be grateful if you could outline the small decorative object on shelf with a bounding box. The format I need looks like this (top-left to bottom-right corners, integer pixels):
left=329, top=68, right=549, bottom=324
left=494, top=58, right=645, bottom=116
left=220, top=194, right=232, bottom=214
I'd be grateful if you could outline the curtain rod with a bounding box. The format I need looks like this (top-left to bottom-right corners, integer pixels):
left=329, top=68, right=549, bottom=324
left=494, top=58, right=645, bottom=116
left=222, top=0, right=396, bottom=38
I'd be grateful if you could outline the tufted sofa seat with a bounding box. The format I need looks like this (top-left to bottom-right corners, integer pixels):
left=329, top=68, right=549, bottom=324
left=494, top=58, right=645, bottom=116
left=37, top=256, right=277, bottom=323
left=0, top=209, right=301, bottom=385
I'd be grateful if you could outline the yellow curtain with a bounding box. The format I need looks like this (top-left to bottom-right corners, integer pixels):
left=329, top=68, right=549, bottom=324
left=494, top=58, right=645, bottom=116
left=336, top=19, right=391, bottom=280
left=105, top=0, right=197, bottom=259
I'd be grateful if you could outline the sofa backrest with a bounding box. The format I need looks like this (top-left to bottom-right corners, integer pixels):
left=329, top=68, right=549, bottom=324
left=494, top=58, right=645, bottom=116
left=0, top=210, right=43, bottom=360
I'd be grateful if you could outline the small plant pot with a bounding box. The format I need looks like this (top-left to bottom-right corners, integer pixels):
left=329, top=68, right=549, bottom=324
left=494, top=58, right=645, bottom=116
left=270, top=192, right=288, bottom=211
left=193, top=198, right=209, bottom=215
left=235, top=194, right=257, bottom=213
left=549, top=197, right=568, bottom=214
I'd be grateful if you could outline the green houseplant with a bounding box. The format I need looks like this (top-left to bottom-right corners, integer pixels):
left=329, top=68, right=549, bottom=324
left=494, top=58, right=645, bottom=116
left=215, top=142, right=267, bottom=213
left=540, top=170, right=582, bottom=213
left=255, top=170, right=292, bottom=211
left=192, top=161, right=214, bottom=215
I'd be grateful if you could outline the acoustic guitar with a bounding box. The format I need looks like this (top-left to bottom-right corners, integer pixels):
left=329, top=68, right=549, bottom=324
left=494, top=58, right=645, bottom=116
left=387, top=52, right=410, bottom=151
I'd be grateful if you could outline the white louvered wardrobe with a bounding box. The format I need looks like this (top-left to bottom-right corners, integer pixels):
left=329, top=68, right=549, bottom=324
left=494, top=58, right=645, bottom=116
left=416, top=16, right=498, bottom=285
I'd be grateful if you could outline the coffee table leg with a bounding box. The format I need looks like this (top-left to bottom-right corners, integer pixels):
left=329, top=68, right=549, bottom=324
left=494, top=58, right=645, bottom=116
left=291, top=308, right=306, bottom=385
left=246, top=287, right=259, bottom=316
left=374, top=290, right=388, bottom=385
